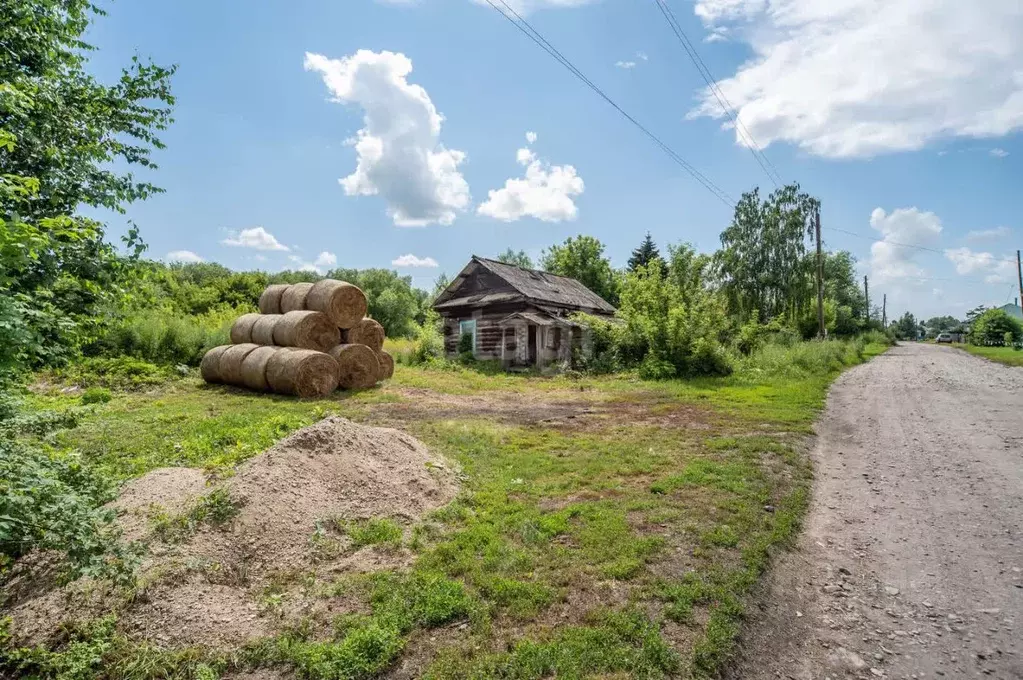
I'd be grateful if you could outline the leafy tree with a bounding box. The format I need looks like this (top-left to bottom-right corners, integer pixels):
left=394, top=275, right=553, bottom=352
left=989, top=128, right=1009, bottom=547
left=496, top=248, right=534, bottom=269
left=892, top=312, right=920, bottom=340
left=1, top=0, right=174, bottom=368
left=540, top=235, right=620, bottom=306
left=923, top=315, right=961, bottom=338
left=966, top=305, right=989, bottom=325
left=969, top=309, right=1022, bottom=346
left=716, top=184, right=819, bottom=323
left=627, top=232, right=661, bottom=272
left=330, top=268, right=424, bottom=337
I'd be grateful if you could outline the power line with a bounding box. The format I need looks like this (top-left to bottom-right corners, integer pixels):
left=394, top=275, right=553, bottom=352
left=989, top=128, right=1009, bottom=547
left=651, top=0, right=783, bottom=187
left=481, top=0, right=737, bottom=208
left=828, top=226, right=1018, bottom=263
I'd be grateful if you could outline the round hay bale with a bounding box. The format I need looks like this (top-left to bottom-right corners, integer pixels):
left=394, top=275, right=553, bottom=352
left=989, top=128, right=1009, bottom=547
left=219, top=343, right=260, bottom=386
left=306, top=280, right=368, bottom=329
left=328, top=344, right=380, bottom=390
left=240, top=345, right=279, bottom=391
left=230, top=313, right=261, bottom=344
left=250, top=314, right=282, bottom=346
left=272, top=310, right=341, bottom=352
left=200, top=345, right=231, bottom=384
left=266, top=349, right=340, bottom=398
left=280, top=282, right=314, bottom=313
left=344, top=318, right=385, bottom=351
left=375, top=350, right=394, bottom=381
left=258, top=284, right=290, bottom=314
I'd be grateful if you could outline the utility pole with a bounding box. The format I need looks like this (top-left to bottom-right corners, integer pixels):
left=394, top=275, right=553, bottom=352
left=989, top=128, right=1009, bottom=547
left=815, top=207, right=825, bottom=338
left=1017, top=250, right=1022, bottom=312
left=882, top=293, right=887, bottom=329
left=864, top=275, right=870, bottom=324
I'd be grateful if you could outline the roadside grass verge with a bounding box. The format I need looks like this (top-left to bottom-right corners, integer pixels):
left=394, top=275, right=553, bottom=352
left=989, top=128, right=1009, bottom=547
left=954, top=343, right=1023, bottom=367
left=4, top=338, right=886, bottom=679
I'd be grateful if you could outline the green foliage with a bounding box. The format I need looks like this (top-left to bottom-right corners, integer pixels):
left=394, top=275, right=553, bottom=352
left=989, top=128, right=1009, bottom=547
left=457, top=331, right=474, bottom=358
left=923, top=315, right=962, bottom=338
left=540, top=235, right=620, bottom=306
left=496, top=248, right=534, bottom=269
left=0, top=417, right=139, bottom=583
left=80, top=387, right=112, bottom=405
left=151, top=488, right=240, bottom=543
left=90, top=306, right=235, bottom=366
left=969, top=308, right=1022, bottom=346
left=717, top=184, right=819, bottom=323
left=48, top=356, right=179, bottom=390
left=329, top=268, right=430, bottom=337
left=614, top=256, right=732, bottom=379
left=891, top=312, right=921, bottom=340
left=340, top=518, right=403, bottom=550
left=627, top=232, right=661, bottom=272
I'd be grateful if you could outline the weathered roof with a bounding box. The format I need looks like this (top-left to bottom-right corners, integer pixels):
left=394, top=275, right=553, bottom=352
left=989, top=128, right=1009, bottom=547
left=433, top=256, right=616, bottom=314
left=499, top=310, right=579, bottom=327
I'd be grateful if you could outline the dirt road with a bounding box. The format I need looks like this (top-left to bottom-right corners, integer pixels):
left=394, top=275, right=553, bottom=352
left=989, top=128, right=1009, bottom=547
left=728, top=343, right=1023, bottom=679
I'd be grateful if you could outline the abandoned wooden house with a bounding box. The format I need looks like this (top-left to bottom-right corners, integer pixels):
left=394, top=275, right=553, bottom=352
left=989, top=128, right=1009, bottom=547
left=432, top=256, right=617, bottom=369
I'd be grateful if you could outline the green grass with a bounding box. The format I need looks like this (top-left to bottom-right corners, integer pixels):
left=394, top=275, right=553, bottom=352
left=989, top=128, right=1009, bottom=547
left=7, top=337, right=887, bottom=680
left=955, top=343, right=1023, bottom=367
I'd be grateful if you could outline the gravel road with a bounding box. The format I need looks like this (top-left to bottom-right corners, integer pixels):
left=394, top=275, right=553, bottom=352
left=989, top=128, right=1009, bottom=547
left=727, top=343, right=1023, bottom=679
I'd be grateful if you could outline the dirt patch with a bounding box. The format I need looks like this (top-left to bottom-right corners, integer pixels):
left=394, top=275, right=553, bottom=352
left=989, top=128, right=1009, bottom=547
left=5, top=417, right=459, bottom=650
left=371, top=387, right=712, bottom=432
left=111, top=467, right=210, bottom=543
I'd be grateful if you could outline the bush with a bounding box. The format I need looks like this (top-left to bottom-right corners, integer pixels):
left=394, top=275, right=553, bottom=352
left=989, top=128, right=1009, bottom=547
left=81, top=387, right=112, bottom=405
left=50, top=356, right=178, bottom=390
left=90, top=306, right=237, bottom=366
left=457, top=332, right=474, bottom=361
left=393, top=313, right=445, bottom=366
left=0, top=419, right=139, bottom=583
left=737, top=338, right=864, bottom=381
left=969, top=309, right=1023, bottom=346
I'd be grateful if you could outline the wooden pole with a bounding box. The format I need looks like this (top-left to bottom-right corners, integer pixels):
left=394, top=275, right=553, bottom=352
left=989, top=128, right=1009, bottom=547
left=1017, top=250, right=1022, bottom=313
left=864, top=275, right=870, bottom=324
left=882, top=293, right=887, bottom=329
left=815, top=207, right=825, bottom=339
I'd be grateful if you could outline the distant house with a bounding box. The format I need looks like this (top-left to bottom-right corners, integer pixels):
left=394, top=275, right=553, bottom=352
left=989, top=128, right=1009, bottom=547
left=998, top=302, right=1023, bottom=321
left=432, top=256, right=616, bottom=369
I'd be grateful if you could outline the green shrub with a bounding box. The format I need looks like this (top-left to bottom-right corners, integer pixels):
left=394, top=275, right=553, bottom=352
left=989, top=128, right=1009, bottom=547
left=80, top=387, right=112, bottom=405
left=91, top=306, right=237, bottom=366
left=457, top=332, right=474, bottom=359
left=395, top=313, right=445, bottom=366
left=50, top=356, right=177, bottom=390
left=970, top=309, right=1022, bottom=346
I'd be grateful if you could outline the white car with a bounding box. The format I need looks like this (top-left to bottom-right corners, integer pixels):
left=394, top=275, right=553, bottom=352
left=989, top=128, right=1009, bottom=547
left=936, top=332, right=953, bottom=343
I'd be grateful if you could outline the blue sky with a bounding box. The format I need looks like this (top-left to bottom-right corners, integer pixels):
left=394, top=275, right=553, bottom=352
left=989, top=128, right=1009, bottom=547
left=83, top=0, right=1023, bottom=319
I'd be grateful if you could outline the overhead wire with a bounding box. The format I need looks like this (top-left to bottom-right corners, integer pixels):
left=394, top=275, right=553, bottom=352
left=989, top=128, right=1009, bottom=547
left=651, top=0, right=784, bottom=187
left=481, top=0, right=737, bottom=208
left=828, top=226, right=1019, bottom=263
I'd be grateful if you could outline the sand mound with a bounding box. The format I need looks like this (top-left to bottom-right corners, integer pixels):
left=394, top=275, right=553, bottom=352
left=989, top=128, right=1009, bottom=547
left=110, top=467, right=210, bottom=543
left=223, top=416, right=456, bottom=571
left=4, top=417, right=457, bottom=649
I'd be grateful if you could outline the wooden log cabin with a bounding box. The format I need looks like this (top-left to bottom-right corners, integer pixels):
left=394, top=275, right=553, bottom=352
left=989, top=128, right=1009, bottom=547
left=432, top=256, right=617, bottom=370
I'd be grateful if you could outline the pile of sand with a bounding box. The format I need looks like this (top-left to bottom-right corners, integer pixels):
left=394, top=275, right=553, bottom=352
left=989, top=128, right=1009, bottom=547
left=4, top=417, right=458, bottom=648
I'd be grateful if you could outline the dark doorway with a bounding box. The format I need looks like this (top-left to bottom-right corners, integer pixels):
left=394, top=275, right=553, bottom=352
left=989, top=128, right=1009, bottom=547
left=527, top=324, right=538, bottom=365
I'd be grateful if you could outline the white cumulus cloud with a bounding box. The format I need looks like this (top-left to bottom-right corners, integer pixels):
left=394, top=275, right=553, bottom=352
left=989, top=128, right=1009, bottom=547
left=314, top=251, right=337, bottom=268
left=966, top=226, right=1012, bottom=242
left=166, top=250, right=203, bottom=263
left=525, top=131, right=538, bottom=144
left=990, top=148, right=1010, bottom=158
left=222, top=227, right=290, bottom=251
left=945, top=247, right=1016, bottom=283
left=392, top=254, right=439, bottom=268
left=868, top=207, right=943, bottom=281
left=304, top=50, right=470, bottom=227
left=615, top=61, right=637, bottom=69
left=478, top=138, right=584, bottom=222
left=690, top=0, right=1023, bottom=158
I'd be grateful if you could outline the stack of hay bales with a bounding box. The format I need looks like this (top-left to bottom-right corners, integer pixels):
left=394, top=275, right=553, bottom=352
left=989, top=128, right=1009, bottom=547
left=200, top=279, right=395, bottom=397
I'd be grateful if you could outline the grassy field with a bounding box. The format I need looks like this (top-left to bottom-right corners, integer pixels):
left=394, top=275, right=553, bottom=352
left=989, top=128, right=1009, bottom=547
left=954, top=343, right=1023, bottom=367
left=5, top=339, right=887, bottom=680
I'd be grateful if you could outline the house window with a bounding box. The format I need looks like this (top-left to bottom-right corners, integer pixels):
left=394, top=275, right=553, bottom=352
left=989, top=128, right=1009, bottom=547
left=459, top=319, right=476, bottom=355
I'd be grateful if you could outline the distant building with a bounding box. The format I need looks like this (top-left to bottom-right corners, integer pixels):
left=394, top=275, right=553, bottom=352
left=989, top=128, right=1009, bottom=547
left=432, top=256, right=616, bottom=370
left=998, top=302, right=1023, bottom=321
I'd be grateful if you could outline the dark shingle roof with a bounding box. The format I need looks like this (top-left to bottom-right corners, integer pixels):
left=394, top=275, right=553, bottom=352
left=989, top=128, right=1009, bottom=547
left=464, top=256, right=616, bottom=314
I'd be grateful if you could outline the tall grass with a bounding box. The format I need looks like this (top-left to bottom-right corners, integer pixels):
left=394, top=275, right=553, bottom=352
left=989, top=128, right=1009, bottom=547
left=91, top=306, right=243, bottom=366
left=734, top=337, right=869, bottom=382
